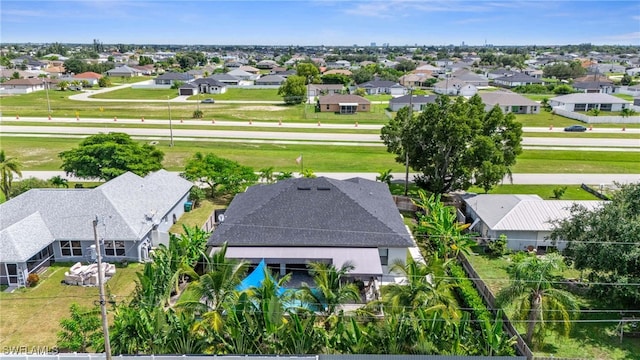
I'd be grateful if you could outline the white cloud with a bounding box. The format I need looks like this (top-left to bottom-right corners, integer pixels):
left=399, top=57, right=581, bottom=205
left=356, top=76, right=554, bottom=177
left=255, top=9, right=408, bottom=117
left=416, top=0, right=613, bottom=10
left=599, top=32, right=640, bottom=42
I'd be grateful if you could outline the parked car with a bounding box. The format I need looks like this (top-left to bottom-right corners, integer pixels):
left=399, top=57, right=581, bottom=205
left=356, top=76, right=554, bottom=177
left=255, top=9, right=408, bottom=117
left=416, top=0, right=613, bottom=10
left=201, top=98, right=215, bottom=103
left=564, top=125, right=587, bottom=132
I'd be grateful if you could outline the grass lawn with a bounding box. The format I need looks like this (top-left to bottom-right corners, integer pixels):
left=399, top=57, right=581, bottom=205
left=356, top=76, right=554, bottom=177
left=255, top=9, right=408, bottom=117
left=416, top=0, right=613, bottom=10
left=467, top=184, right=600, bottom=200
left=0, top=262, right=141, bottom=348
left=613, top=94, right=635, bottom=101
left=465, top=253, right=640, bottom=359
left=516, top=112, right=640, bottom=129
left=89, top=88, right=175, bottom=100
left=364, top=94, right=393, bottom=102
left=513, top=150, right=640, bottom=174
left=169, top=197, right=232, bottom=234
left=522, top=94, right=556, bottom=102
left=196, top=88, right=283, bottom=101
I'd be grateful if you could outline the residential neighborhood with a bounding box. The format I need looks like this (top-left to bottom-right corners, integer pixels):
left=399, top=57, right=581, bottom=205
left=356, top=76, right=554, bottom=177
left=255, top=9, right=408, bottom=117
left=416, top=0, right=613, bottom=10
left=1, top=2, right=640, bottom=358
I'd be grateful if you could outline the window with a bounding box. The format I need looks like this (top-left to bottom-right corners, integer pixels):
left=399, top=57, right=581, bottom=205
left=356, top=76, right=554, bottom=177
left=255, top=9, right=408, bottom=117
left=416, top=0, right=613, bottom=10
left=60, top=241, right=82, bottom=256
left=104, top=240, right=126, bottom=257
left=600, top=103, right=612, bottom=111
left=326, top=104, right=330, bottom=110
left=379, top=248, right=389, bottom=266
left=574, top=103, right=586, bottom=111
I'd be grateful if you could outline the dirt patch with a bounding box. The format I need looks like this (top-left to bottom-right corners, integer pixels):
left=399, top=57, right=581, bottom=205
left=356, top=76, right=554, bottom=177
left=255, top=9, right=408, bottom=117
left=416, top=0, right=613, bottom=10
left=236, top=106, right=286, bottom=111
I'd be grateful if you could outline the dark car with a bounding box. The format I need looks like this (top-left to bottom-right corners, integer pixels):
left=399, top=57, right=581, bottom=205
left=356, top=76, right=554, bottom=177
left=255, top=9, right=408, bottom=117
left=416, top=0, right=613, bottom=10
left=201, top=98, right=215, bottom=104
left=564, top=125, right=587, bottom=132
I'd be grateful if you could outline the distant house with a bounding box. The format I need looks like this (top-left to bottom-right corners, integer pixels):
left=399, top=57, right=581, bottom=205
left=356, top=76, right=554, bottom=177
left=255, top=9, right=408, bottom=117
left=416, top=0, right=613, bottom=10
left=462, top=194, right=604, bottom=252
left=549, top=93, right=631, bottom=112
left=106, top=65, right=142, bottom=78
left=318, top=94, right=370, bottom=114
left=256, top=60, right=278, bottom=69
left=0, top=170, right=192, bottom=287
left=207, top=177, right=415, bottom=278
left=388, top=94, right=437, bottom=112
left=326, top=60, right=351, bottom=69
left=478, top=92, right=540, bottom=114
left=254, top=74, right=286, bottom=86
left=155, top=72, right=195, bottom=86
left=398, top=73, right=433, bottom=88
left=227, top=69, right=259, bottom=83
left=572, top=81, right=616, bottom=94
left=0, top=78, right=57, bottom=94
left=210, top=73, right=241, bottom=86
left=71, top=72, right=103, bottom=86
left=357, top=80, right=406, bottom=96
left=238, top=65, right=261, bottom=75
left=493, top=73, right=543, bottom=87
left=450, top=69, right=489, bottom=87
left=193, top=78, right=228, bottom=94
left=433, top=78, right=477, bottom=96
left=625, top=67, right=640, bottom=76
left=307, top=84, right=345, bottom=97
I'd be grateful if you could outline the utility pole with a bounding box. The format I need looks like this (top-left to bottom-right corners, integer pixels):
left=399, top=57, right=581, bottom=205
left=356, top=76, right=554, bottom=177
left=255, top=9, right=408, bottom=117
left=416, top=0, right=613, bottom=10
left=93, top=216, right=112, bottom=360
left=404, top=88, right=413, bottom=196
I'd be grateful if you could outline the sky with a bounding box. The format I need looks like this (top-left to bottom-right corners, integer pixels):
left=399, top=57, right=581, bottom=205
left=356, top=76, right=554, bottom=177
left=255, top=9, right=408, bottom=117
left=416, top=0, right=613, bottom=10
left=1, top=0, right=639, bottom=46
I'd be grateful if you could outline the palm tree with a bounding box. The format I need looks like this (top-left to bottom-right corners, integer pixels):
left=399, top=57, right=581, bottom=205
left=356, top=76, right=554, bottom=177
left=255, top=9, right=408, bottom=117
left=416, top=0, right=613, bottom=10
left=176, top=243, right=248, bottom=332
left=259, top=166, right=275, bottom=183
left=299, top=262, right=361, bottom=317
left=381, top=254, right=459, bottom=320
left=0, top=150, right=22, bottom=200
left=49, top=175, right=69, bottom=188
left=375, top=169, right=394, bottom=186
left=496, top=253, right=579, bottom=349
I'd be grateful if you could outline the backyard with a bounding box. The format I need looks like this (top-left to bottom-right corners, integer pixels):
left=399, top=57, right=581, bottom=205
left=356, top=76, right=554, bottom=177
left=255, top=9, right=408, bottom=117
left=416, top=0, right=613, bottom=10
left=0, top=262, right=141, bottom=348
left=465, top=251, right=640, bottom=359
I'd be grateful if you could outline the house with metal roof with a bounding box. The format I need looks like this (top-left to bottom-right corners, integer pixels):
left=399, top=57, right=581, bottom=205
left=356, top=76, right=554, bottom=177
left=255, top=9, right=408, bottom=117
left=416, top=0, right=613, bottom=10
left=207, top=177, right=416, bottom=279
left=462, top=194, right=604, bottom=252
left=0, top=170, right=192, bottom=287
left=478, top=92, right=540, bottom=114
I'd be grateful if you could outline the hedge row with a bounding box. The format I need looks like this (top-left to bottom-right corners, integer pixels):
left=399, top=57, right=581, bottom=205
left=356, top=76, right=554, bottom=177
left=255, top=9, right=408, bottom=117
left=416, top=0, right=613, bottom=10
left=449, top=262, right=493, bottom=324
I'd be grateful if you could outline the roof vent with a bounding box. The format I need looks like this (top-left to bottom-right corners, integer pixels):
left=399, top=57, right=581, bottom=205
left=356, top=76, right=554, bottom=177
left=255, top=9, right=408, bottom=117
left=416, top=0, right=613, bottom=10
left=297, top=186, right=311, bottom=190
left=317, top=187, right=331, bottom=191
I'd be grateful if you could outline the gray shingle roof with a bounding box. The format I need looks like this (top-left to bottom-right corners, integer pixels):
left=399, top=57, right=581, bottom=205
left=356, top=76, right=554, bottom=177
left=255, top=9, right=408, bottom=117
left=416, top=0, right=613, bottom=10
left=0, top=213, right=55, bottom=262
left=208, top=177, right=413, bottom=248
left=479, top=92, right=538, bottom=107
left=549, top=93, right=630, bottom=104
left=389, top=94, right=437, bottom=105
left=156, top=72, right=194, bottom=81
left=0, top=170, right=192, bottom=262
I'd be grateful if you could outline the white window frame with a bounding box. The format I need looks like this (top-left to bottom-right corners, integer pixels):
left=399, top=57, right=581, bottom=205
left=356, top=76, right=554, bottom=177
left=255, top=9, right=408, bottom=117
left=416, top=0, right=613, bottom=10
left=60, top=240, right=82, bottom=257
left=104, top=240, right=126, bottom=257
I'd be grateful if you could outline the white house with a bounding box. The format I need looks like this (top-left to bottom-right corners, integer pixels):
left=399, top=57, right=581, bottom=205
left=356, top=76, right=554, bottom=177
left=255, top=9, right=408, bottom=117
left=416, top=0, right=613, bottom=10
left=549, top=93, right=631, bottom=112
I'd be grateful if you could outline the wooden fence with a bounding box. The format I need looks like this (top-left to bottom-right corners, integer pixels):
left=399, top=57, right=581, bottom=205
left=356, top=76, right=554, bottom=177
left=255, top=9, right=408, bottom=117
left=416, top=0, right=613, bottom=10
left=457, top=253, right=535, bottom=360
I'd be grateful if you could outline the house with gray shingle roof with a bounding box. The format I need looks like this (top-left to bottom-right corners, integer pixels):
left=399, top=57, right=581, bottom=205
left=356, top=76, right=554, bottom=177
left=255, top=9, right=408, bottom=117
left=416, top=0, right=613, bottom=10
left=154, top=72, right=195, bottom=86
left=493, top=73, right=543, bottom=87
left=356, top=80, right=406, bottom=96
left=106, top=65, right=142, bottom=78
left=208, top=177, right=415, bottom=278
left=478, top=92, right=540, bottom=114
left=388, top=94, right=437, bottom=112
left=463, top=194, right=604, bottom=252
left=0, top=170, right=192, bottom=287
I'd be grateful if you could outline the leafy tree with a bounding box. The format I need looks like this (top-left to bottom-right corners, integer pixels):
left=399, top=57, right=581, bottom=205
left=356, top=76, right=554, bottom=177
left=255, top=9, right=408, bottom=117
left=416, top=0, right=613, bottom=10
left=381, top=95, right=522, bottom=194
left=542, top=61, right=585, bottom=80
left=550, top=182, right=640, bottom=307
left=182, top=152, right=258, bottom=198
left=351, top=67, right=374, bottom=84
left=278, top=75, right=307, bottom=104
left=48, top=175, right=69, bottom=188
left=487, top=234, right=510, bottom=257
left=296, top=62, right=319, bottom=80
left=192, top=109, right=204, bottom=119
left=57, top=303, right=103, bottom=352
left=63, top=58, right=87, bottom=74
left=621, top=108, right=636, bottom=118
left=97, top=76, right=111, bottom=88
left=11, top=71, right=20, bottom=79
left=620, top=73, right=633, bottom=86
left=496, top=253, right=579, bottom=348
left=59, top=132, right=164, bottom=181
left=57, top=80, right=69, bottom=91
left=395, top=59, right=416, bottom=72
left=276, top=171, right=294, bottom=181
left=0, top=150, right=22, bottom=200
left=138, top=55, right=154, bottom=66
left=189, top=186, right=205, bottom=208
left=9, top=177, right=53, bottom=198
left=553, top=84, right=573, bottom=94
left=321, top=73, right=351, bottom=86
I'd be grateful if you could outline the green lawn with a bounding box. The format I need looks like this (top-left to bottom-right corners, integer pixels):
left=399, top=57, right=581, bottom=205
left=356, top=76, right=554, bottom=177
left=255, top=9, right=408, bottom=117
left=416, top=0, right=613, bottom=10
left=467, top=184, right=600, bottom=200
left=169, top=198, right=230, bottom=234
left=465, top=253, right=640, bottom=359
left=0, top=262, right=141, bottom=348
left=513, top=150, right=640, bottom=174
left=364, top=94, right=393, bottom=101
left=192, top=88, right=283, bottom=101
left=89, top=88, right=175, bottom=100
left=522, top=94, right=556, bottom=102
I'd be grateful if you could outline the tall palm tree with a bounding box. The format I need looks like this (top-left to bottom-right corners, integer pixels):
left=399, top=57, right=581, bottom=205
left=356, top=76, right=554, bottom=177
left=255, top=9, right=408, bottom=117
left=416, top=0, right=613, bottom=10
left=299, top=261, right=361, bottom=317
left=49, top=175, right=69, bottom=188
left=0, top=150, right=22, bottom=200
left=496, top=253, right=579, bottom=349
left=381, top=254, right=459, bottom=320
left=176, top=243, right=248, bottom=332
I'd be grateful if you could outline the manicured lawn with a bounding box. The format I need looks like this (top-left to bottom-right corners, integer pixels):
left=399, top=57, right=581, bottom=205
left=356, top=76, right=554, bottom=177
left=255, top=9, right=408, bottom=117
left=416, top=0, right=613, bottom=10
left=89, top=87, right=175, bottom=100
left=513, top=150, right=640, bottom=174
left=169, top=198, right=229, bottom=234
left=197, top=88, right=283, bottom=101
left=0, top=262, right=141, bottom=348
left=613, top=93, right=635, bottom=101
left=522, top=94, right=556, bottom=102
left=465, top=253, right=640, bottom=359
left=364, top=94, right=392, bottom=101
left=467, top=184, right=600, bottom=200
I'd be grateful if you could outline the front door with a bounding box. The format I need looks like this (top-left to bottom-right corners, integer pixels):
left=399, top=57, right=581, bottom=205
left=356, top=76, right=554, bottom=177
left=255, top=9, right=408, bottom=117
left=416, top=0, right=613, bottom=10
left=6, top=264, right=18, bottom=285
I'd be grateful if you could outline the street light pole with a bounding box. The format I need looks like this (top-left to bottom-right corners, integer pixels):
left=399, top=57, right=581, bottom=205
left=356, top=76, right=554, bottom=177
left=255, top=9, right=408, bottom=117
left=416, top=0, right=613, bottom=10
left=43, top=79, right=51, bottom=114
left=168, top=96, right=174, bottom=147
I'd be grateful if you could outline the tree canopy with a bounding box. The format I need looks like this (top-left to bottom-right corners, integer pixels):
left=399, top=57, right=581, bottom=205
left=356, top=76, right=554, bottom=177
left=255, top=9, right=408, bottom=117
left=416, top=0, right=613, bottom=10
left=0, top=150, right=22, bottom=200
left=58, top=132, right=164, bottom=181
left=278, top=75, right=307, bottom=104
left=542, top=61, right=586, bottom=80
left=381, top=95, right=523, bottom=194
left=181, top=152, right=258, bottom=198
left=550, top=182, right=640, bottom=308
